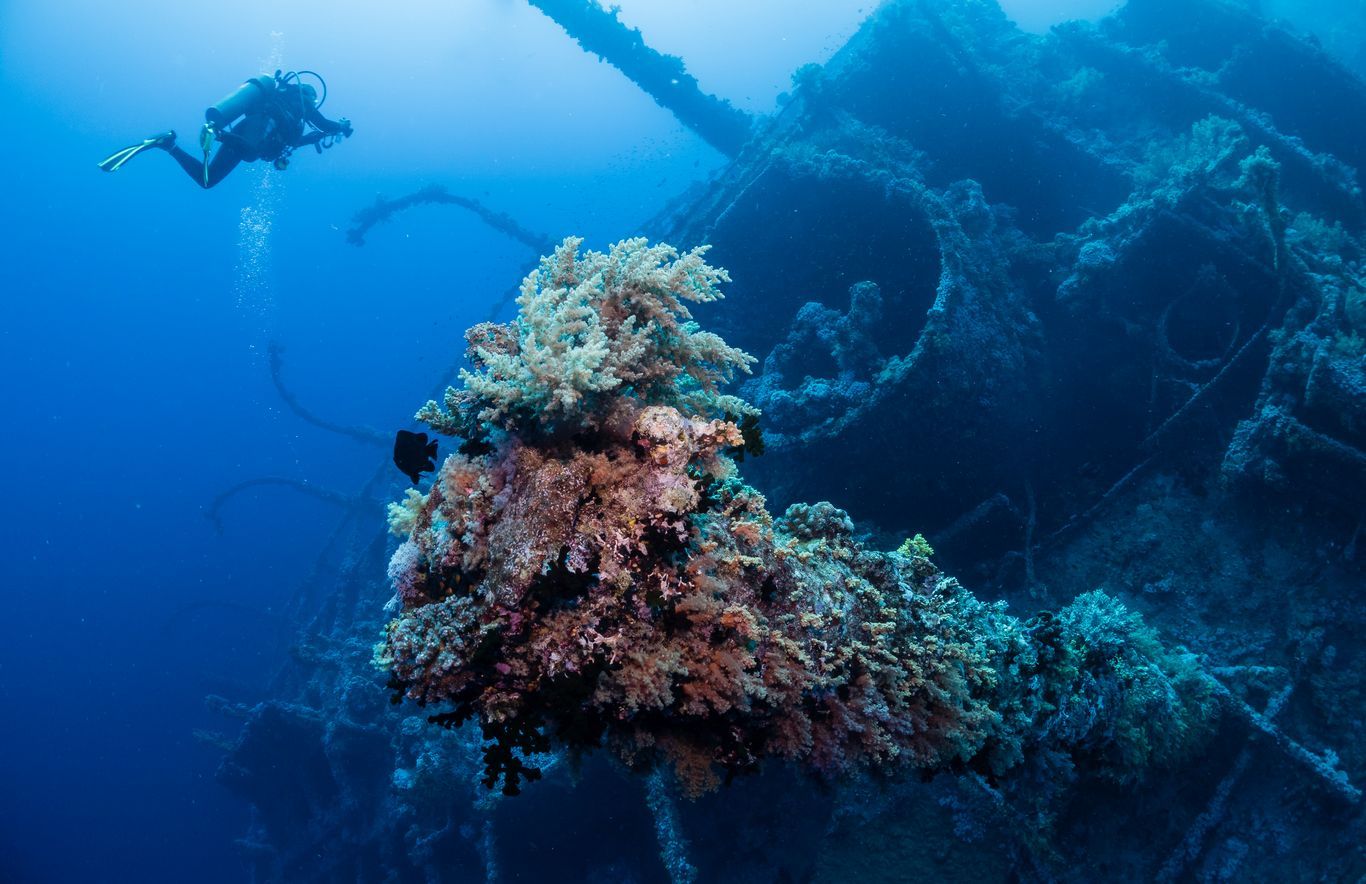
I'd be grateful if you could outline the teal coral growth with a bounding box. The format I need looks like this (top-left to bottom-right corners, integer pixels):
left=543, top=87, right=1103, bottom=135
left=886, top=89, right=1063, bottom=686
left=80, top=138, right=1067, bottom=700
left=377, top=238, right=1214, bottom=797
left=1029, top=592, right=1217, bottom=781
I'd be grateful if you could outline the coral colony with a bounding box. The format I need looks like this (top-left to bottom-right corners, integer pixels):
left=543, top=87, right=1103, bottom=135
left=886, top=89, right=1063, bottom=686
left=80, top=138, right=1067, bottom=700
left=376, top=238, right=1215, bottom=798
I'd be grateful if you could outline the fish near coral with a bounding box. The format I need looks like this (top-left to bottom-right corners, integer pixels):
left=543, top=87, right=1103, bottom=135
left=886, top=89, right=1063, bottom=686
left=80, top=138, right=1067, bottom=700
left=392, top=430, right=438, bottom=485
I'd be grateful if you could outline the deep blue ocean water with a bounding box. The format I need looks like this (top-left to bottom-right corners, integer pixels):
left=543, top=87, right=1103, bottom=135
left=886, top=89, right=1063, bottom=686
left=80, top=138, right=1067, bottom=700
left=0, top=4, right=870, bottom=878
left=2, top=1, right=1361, bottom=881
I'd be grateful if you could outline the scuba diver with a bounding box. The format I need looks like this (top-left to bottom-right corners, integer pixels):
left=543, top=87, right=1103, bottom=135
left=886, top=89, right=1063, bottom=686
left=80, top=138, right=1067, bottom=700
left=98, top=70, right=353, bottom=188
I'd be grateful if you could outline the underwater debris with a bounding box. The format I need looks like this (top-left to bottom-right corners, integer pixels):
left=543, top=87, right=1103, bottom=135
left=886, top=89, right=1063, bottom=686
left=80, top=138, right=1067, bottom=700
left=1206, top=677, right=1361, bottom=804
left=376, top=238, right=1218, bottom=798
left=268, top=342, right=388, bottom=447
left=346, top=183, right=552, bottom=252
left=205, top=476, right=370, bottom=534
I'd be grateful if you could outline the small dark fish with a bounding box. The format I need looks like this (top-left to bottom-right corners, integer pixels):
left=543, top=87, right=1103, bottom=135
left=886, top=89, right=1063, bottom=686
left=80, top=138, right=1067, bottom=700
left=393, top=430, right=438, bottom=484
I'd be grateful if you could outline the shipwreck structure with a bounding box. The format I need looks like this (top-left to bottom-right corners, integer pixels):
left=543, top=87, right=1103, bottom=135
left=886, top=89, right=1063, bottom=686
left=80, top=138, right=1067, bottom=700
left=209, top=1, right=1366, bottom=881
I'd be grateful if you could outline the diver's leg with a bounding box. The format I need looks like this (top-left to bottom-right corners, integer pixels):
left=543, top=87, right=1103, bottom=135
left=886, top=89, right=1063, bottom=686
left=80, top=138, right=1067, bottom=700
left=165, top=143, right=243, bottom=189
left=203, top=145, right=244, bottom=188
left=165, top=144, right=208, bottom=184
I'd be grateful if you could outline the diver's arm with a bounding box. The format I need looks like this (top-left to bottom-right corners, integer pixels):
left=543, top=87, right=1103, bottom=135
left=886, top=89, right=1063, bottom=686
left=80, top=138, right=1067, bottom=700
left=305, top=107, right=351, bottom=136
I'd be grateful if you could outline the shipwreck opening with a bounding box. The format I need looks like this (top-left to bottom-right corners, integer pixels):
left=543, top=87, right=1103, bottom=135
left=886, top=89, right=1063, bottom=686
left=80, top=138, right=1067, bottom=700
left=703, top=162, right=942, bottom=359
left=1160, top=266, right=1243, bottom=370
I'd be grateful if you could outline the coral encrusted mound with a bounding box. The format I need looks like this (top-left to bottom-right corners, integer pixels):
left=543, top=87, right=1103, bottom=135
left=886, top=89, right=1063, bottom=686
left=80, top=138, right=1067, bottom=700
left=376, top=237, right=1214, bottom=796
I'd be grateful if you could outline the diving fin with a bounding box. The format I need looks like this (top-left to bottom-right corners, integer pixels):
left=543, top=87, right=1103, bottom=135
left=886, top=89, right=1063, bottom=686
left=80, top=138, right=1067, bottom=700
left=198, top=123, right=216, bottom=187
left=97, top=131, right=176, bottom=172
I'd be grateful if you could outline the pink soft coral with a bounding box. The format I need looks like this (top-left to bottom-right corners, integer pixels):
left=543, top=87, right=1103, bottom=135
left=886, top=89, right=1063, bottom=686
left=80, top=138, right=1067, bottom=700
left=375, top=238, right=1215, bottom=798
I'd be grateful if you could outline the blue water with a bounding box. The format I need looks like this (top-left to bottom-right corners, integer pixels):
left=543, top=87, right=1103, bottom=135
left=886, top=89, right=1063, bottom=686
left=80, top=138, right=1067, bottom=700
left=0, top=4, right=872, bottom=878
left=2, top=0, right=1360, bottom=881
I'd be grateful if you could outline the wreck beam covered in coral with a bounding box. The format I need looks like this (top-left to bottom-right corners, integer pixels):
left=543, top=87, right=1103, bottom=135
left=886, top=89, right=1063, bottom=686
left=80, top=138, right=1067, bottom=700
left=375, top=237, right=1220, bottom=799
left=525, top=0, right=754, bottom=157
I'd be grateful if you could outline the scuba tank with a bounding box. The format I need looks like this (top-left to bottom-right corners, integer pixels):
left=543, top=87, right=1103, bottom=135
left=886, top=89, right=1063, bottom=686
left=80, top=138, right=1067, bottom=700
left=199, top=70, right=337, bottom=173
left=204, top=75, right=274, bottom=128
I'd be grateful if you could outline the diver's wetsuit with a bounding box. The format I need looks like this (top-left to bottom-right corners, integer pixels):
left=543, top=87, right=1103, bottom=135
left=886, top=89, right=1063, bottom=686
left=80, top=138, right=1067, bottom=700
left=166, top=81, right=348, bottom=188
left=166, top=141, right=246, bottom=189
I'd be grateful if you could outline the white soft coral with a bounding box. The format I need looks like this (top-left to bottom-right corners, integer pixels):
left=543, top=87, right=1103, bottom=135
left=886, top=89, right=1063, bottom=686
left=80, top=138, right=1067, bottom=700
left=430, top=237, right=755, bottom=435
